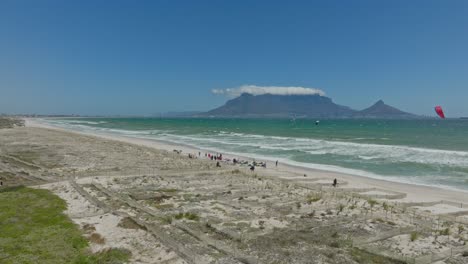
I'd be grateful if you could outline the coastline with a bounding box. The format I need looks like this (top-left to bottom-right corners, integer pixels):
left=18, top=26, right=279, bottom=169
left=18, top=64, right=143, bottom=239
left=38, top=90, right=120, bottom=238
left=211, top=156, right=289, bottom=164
left=25, top=118, right=468, bottom=204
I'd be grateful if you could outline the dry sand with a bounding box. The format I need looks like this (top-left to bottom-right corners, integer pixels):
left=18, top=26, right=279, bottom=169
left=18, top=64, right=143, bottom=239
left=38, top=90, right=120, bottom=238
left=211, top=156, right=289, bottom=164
left=0, top=118, right=465, bottom=263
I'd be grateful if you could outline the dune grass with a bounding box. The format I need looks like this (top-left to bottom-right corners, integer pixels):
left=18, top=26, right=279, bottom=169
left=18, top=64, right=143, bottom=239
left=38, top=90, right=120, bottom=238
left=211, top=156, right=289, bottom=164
left=0, top=186, right=130, bottom=264
left=350, top=248, right=407, bottom=264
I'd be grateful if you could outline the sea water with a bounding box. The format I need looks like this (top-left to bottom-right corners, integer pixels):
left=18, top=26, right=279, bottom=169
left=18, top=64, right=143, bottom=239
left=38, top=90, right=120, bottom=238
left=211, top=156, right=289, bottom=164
left=41, top=118, right=468, bottom=191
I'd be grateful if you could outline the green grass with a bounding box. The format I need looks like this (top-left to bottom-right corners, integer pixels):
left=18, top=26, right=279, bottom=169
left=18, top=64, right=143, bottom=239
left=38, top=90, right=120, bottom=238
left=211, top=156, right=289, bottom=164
left=174, top=212, right=200, bottom=221
left=439, top=227, right=450, bottom=236
left=350, top=248, right=407, bottom=264
left=73, top=248, right=131, bottom=264
left=0, top=186, right=131, bottom=264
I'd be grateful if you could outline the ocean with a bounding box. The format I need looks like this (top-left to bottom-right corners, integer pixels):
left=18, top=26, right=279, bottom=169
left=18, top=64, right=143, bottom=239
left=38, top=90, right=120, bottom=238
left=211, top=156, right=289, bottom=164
left=41, top=117, right=468, bottom=191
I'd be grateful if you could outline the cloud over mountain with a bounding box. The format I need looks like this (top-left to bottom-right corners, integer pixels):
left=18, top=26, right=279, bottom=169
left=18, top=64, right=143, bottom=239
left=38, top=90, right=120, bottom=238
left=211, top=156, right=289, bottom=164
left=212, top=85, right=325, bottom=97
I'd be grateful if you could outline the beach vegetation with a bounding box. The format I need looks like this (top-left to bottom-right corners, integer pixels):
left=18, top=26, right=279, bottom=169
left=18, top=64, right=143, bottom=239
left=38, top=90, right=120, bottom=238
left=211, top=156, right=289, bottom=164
left=306, top=193, right=322, bottom=204
left=337, top=204, right=345, bottom=214
left=0, top=186, right=131, bottom=264
left=0, top=117, right=24, bottom=128
left=158, top=188, right=179, bottom=193
left=89, top=233, right=106, bottom=244
left=367, top=199, right=378, bottom=208
left=439, top=227, right=450, bottom=236
left=367, top=199, right=378, bottom=216
left=117, top=217, right=147, bottom=231
left=329, top=241, right=340, bottom=248
left=309, top=210, right=316, bottom=217
left=410, top=231, right=419, bottom=242
left=296, top=202, right=302, bottom=209
left=350, top=247, right=407, bottom=264
left=458, top=225, right=465, bottom=234
left=382, top=202, right=390, bottom=218
left=258, top=220, right=265, bottom=229
left=9, top=151, right=39, bottom=165
left=73, top=248, right=131, bottom=264
left=160, top=215, right=173, bottom=224
left=174, top=212, right=199, bottom=221
left=154, top=203, right=174, bottom=210
left=442, top=221, right=452, bottom=227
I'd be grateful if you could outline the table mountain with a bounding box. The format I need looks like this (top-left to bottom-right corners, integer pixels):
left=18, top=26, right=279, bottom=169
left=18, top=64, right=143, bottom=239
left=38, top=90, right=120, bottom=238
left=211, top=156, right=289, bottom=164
left=204, top=93, right=355, bottom=118
left=202, top=94, right=418, bottom=118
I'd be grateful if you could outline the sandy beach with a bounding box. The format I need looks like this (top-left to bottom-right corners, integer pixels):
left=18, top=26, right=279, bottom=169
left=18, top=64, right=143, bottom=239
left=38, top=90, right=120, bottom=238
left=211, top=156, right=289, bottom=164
left=1, top=118, right=467, bottom=263
left=25, top=118, right=468, bottom=205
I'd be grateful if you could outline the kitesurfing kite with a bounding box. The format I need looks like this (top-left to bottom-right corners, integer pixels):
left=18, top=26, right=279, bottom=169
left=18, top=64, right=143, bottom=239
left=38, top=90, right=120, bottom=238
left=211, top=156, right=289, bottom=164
left=434, top=106, right=445, bottom=119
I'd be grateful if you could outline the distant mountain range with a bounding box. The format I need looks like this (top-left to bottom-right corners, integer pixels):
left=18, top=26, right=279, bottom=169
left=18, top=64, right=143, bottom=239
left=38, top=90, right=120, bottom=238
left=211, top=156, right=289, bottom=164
left=201, top=93, right=418, bottom=118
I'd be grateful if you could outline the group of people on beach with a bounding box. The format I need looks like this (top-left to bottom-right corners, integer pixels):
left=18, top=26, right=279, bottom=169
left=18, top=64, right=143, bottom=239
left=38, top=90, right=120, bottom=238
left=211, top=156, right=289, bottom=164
left=207, top=153, right=223, bottom=161
left=199, top=151, right=272, bottom=171
left=176, top=148, right=340, bottom=188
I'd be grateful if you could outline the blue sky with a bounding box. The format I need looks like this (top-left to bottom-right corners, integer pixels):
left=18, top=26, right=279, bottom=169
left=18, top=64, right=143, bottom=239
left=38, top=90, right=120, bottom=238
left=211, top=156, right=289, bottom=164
left=1, top=0, right=467, bottom=116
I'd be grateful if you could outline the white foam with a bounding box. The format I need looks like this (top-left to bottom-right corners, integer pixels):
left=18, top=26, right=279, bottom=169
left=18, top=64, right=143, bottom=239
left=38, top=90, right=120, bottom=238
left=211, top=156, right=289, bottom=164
left=44, top=118, right=468, bottom=168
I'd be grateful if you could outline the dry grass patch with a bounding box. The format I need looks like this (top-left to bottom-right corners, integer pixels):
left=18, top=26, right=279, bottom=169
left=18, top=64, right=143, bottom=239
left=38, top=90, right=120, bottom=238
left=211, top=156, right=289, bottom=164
left=82, top=223, right=96, bottom=234
left=89, top=233, right=106, bottom=244
left=117, top=217, right=147, bottom=231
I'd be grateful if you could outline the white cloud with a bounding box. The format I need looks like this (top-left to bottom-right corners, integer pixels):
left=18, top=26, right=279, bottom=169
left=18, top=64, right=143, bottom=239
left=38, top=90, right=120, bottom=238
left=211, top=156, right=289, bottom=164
left=211, top=85, right=325, bottom=97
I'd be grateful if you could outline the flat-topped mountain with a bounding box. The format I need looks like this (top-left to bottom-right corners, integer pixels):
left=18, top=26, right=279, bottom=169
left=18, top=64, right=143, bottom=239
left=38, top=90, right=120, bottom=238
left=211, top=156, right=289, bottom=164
left=202, top=94, right=418, bottom=118
left=354, top=100, right=417, bottom=118
left=204, top=93, right=355, bottom=118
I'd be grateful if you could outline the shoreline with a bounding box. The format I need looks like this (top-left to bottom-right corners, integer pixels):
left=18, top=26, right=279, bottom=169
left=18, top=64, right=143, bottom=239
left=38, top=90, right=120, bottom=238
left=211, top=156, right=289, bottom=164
left=25, top=118, right=468, bottom=204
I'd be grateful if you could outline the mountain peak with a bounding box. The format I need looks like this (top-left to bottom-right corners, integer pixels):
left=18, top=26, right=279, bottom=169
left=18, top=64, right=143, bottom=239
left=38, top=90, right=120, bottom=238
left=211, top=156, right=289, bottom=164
left=357, top=100, right=416, bottom=118
left=374, top=99, right=385, bottom=105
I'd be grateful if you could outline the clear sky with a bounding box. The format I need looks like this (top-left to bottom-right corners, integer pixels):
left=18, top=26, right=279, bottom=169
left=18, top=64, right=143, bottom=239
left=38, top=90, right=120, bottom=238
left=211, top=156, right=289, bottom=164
left=1, top=0, right=467, bottom=116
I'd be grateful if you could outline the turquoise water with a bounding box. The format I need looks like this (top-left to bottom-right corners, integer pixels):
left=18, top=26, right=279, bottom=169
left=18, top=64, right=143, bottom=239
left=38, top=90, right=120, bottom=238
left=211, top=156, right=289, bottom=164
left=42, top=118, right=468, bottom=191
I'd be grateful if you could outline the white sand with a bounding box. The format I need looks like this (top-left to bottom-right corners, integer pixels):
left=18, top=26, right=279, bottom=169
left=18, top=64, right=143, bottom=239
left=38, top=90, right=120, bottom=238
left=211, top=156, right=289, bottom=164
left=360, top=190, right=394, bottom=196
left=414, top=203, right=468, bottom=215
left=26, top=118, right=468, bottom=206
left=38, top=181, right=186, bottom=264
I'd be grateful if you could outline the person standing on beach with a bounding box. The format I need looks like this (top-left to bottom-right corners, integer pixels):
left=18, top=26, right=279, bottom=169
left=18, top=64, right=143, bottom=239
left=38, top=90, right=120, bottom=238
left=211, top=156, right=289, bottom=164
left=332, top=178, right=337, bottom=187
left=276, top=160, right=278, bottom=167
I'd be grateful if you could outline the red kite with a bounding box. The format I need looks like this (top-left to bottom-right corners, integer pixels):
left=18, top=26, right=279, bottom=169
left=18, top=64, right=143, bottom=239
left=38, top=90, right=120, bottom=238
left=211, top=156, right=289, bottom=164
left=434, top=106, right=445, bottom=119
